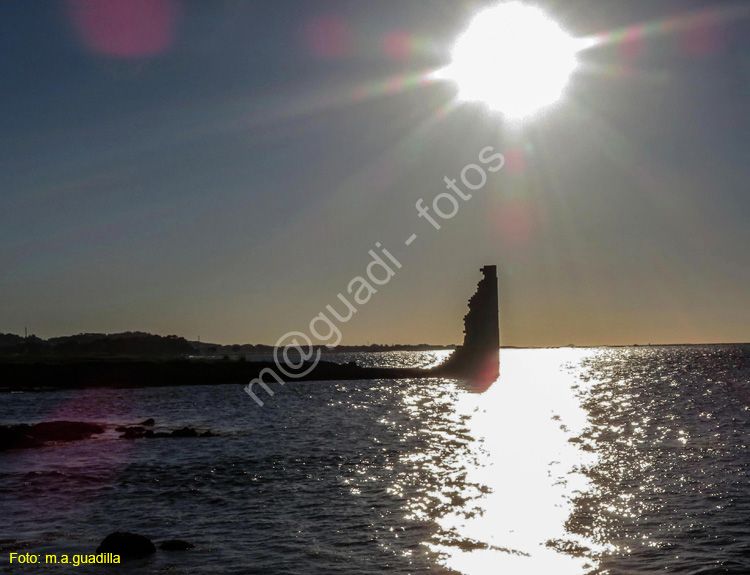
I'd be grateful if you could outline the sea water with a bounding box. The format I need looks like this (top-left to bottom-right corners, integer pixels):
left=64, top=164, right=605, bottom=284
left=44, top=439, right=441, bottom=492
left=1, top=345, right=749, bottom=574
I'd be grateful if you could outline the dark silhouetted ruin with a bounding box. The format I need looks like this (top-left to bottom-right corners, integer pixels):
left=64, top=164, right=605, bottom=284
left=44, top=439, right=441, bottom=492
left=432, top=265, right=500, bottom=384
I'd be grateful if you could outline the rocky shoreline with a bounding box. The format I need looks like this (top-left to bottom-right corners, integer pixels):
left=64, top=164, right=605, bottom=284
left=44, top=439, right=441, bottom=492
left=0, top=419, right=214, bottom=451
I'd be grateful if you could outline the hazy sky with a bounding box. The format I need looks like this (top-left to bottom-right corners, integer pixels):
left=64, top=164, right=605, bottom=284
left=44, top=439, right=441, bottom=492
left=1, top=0, right=749, bottom=347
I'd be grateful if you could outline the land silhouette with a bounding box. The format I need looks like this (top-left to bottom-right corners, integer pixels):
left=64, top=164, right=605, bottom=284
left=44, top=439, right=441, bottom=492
left=0, top=331, right=449, bottom=359
left=1, top=267, right=500, bottom=392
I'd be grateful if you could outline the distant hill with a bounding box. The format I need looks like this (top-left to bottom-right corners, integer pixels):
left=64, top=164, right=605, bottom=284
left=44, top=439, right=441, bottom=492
left=0, top=333, right=25, bottom=348
left=0, top=331, right=452, bottom=358
left=0, top=332, right=194, bottom=357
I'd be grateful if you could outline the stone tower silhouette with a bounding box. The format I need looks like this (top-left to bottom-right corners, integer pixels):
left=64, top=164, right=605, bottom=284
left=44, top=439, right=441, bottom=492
left=434, top=265, right=500, bottom=383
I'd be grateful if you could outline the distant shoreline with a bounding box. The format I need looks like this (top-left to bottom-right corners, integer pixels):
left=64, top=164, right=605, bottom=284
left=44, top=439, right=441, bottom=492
left=0, top=330, right=455, bottom=359
left=4, top=331, right=746, bottom=361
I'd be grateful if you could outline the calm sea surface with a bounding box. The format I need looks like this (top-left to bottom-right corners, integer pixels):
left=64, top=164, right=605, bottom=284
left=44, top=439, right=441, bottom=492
left=2, top=345, right=750, bottom=574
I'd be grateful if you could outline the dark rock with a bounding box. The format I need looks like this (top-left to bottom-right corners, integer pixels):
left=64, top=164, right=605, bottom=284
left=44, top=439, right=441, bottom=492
left=114, top=426, right=128, bottom=432
left=119, top=426, right=146, bottom=439
left=0, top=427, right=44, bottom=451
left=159, top=540, right=194, bottom=551
left=0, top=421, right=104, bottom=450
left=0, top=539, right=30, bottom=553
left=140, top=418, right=155, bottom=426
left=171, top=427, right=198, bottom=438
left=115, top=425, right=212, bottom=440
left=96, top=532, right=156, bottom=557
left=25, top=421, right=105, bottom=442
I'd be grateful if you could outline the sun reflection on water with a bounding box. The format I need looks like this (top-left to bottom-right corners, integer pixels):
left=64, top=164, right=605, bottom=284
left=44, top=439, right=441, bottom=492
left=400, top=349, right=608, bottom=574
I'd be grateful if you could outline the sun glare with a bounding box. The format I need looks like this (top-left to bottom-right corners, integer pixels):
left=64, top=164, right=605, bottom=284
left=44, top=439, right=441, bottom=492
left=444, top=2, right=579, bottom=119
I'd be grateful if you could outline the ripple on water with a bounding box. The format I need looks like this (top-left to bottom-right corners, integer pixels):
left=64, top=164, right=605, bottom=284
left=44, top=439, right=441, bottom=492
left=1, top=345, right=749, bottom=574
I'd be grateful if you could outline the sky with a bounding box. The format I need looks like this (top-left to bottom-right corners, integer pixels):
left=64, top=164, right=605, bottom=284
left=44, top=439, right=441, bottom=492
left=1, top=0, right=748, bottom=347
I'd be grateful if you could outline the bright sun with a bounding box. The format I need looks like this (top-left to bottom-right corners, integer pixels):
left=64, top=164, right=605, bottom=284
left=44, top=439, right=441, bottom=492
left=444, top=2, right=579, bottom=119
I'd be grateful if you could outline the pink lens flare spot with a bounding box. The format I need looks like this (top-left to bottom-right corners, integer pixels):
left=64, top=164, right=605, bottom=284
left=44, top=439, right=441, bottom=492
left=304, top=15, right=353, bottom=59
left=382, top=31, right=412, bottom=61
left=495, top=197, right=533, bottom=244
left=504, top=148, right=527, bottom=175
left=66, top=0, right=179, bottom=59
left=620, top=25, right=645, bottom=61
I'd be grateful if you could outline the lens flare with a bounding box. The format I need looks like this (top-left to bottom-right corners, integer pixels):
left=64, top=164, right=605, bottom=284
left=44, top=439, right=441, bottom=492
left=66, top=0, right=179, bottom=59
